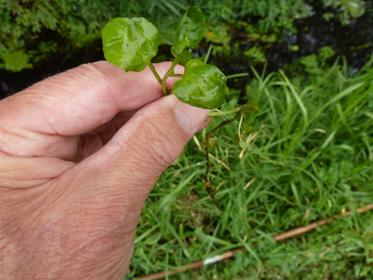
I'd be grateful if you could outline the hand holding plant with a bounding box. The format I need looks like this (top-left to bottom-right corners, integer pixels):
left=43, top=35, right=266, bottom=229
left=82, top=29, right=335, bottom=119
left=0, top=60, right=209, bottom=279
left=102, top=7, right=229, bottom=109
left=102, top=7, right=254, bottom=186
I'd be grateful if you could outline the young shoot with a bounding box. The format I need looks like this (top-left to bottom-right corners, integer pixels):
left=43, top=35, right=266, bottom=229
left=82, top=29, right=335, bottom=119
left=101, top=6, right=252, bottom=187
left=101, top=6, right=244, bottom=110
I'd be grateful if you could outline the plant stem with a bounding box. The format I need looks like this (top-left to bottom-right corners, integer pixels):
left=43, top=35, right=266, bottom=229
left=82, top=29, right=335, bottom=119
left=161, top=59, right=179, bottom=95
left=148, top=63, right=162, bottom=85
left=169, top=73, right=183, bottom=78
left=226, top=72, right=249, bottom=80
left=208, top=106, right=243, bottom=117
left=204, top=114, right=240, bottom=186
left=204, top=134, right=211, bottom=183
left=204, top=44, right=213, bottom=64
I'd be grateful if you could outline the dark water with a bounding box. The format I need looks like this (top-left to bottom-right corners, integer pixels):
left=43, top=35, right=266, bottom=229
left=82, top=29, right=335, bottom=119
left=0, top=41, right=104, bottom=98
left=1, top=7, right=372, bottom=99
left=213, top=6, right=373, bottom=92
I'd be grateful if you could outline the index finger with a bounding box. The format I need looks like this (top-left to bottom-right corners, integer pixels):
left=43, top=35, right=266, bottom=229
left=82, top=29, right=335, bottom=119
left=0, top=61, right=180, bottom=136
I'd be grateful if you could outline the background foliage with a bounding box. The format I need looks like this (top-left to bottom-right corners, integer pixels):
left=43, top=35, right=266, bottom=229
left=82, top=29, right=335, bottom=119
left=129, top=53, right=373, bottom=279
left=0, top=1, right=372, bottom=279
left=0, top=0, right=369, bottom=72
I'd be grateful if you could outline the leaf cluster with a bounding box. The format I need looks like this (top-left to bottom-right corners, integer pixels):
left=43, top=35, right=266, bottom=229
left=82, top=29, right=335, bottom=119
left=101, top=7, right=228, bottom=109
left=0, top=0, right=368, bottom=72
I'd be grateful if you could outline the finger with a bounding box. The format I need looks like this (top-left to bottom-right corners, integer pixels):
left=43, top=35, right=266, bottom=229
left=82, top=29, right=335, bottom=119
left=0, top=62, right=183, bottom=159
left=72, top=95, right=209, bottom=213
left=0, top=152, right=74, bottom=189
left=75, top=112, right=135, bottom=160
left=0, top=61, right=180, bottom=136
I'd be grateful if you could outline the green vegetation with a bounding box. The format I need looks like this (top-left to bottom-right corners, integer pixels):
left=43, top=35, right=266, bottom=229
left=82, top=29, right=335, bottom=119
left=101, top=8, right=230, bottom=109
left=0, top=0, right=369, bottom=71
left=323, top=0, right=366, bottom=24
left=0, top=0, right=114, bottom=71
left=128, top=54, right=373, bottom=279
left=102, top=17, right=161, bottom=72
left=1, top=1, right=371, bottom=279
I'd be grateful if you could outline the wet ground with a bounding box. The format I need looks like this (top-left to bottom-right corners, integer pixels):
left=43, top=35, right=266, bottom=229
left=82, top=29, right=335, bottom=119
left=1, top=5, right=372, bottom=98
left=214, top=4, right=373, bottom=91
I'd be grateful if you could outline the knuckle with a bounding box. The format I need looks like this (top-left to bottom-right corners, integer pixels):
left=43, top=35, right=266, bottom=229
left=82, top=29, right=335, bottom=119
left=132, top=111, right=187, bottom=169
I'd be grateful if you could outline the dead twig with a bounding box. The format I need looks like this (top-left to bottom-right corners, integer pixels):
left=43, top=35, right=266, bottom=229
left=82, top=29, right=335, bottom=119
left=135, top=204, right=373, bottom=280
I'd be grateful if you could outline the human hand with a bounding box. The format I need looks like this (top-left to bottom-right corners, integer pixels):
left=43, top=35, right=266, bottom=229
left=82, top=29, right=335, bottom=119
left=0, top=61, right=209, bottom=279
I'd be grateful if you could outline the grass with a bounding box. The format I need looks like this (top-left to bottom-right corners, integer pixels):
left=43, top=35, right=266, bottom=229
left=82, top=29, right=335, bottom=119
left=127, top=55, right=373, bottom=279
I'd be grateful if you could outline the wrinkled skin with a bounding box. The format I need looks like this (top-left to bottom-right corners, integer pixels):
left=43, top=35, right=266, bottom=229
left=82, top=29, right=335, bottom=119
left=0, top=61, right=208, bottom=279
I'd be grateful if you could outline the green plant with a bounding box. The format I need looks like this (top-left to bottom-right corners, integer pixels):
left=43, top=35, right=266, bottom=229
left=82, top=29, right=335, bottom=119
left=101, top=7, right=232, bottom=109
left=1, top=0, right=369, bottom=73
left=128, top=54, right=373, bottom=280
left=0, top=0, right=116, bottom=71
left=322, top=0, right=366, bottom=24
left=101, top=7, right=257, bottom=190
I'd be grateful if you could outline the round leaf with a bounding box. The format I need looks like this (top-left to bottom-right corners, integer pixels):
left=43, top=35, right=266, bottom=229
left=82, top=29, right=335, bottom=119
left=185, top=58, right=204, bottom=72
left=346, top=1, right=365, bottom=18
left=173, top=63, right=227, bottom=109
left=175, top=50, right=193, bottom=65
left=102, top=17, right=159, bottom=72
left=171, top=7, right=205, bottom=56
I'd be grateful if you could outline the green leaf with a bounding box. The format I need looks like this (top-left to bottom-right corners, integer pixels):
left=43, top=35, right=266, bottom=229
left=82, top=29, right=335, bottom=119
left=205, top=25, right=230, bottom=44
left=184, top=58, right=204, bottom=72
left=176, top=50, right=193, bottom=65
left=171, top=7, right=205, bottom=57
left=346, top=0, right=365, bottom=18
left=102, top=17, right=159, bottom=72
left=1, top=50, right=31, bottom=72
left=173, top=62, right=227, bottom=109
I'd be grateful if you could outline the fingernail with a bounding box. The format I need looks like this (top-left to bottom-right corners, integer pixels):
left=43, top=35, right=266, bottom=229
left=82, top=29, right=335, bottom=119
left=174, top=100, right=209, bottom=134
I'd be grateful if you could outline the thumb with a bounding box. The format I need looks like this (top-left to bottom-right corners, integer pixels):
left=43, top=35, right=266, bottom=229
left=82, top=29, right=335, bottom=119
left=75, top=94, right=209, bottom=211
